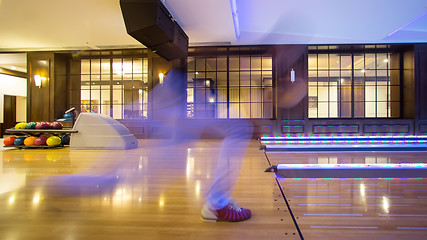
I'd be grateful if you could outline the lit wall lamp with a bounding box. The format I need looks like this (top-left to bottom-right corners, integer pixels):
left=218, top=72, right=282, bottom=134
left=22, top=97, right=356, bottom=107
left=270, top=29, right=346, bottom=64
left=159, top=72, right=164, bottom=85
left=34, top=75, right=47, bottom=88
left=290, top=69, right=295, bottom=83
left=34, top=75, right=42, bottom=88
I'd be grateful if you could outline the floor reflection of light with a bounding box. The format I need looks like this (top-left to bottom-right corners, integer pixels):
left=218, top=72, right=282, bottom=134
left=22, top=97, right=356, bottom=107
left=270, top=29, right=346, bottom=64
left=8, top=195, right=15, bottom=204
left=382, top=196, right=390, bottom=213
left=139, top=197, right=142, bottom=202
left=159, top=196, right=165, bottom=207
left=195, top=181, right=201, bottom=200
left=360, top=184, right=366, bottom=197
left=186, top=148, right=195, bottom=179
left=33, top=193, right=40, bottom=205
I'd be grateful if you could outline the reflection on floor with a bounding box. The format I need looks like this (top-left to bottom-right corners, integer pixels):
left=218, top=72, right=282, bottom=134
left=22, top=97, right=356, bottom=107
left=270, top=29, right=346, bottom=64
left=267, top=149, right=427, bottom=240
left=1, top=139, right=426, bottom=240
left=0, top=139, right=299, bottom=240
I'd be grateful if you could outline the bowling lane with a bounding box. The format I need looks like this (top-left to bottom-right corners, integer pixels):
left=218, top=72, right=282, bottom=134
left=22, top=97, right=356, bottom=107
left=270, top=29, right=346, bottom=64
left=265, top=151, right=427, bottom=240
left=0, top=139, right=300, bottom=240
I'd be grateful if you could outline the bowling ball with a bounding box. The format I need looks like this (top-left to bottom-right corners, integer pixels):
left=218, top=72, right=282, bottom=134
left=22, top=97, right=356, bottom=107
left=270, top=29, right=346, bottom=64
left=46, top=136, right=61, bottom=146
left=24, top=136, right=37, bottom=146
left=15, top=122, right=27, bottom=129
left=25, top=122, right=37, bottom=129
left=14, top=136, right=26, bottom=146
left=36, top=122, right=50, bottom=129
left=4, top=136, right=17, bottom=146
left=63, top=113, right=72, bottom=119
left=51, top=122, right=63, bottom=129
left=60, top=134, right=70, bottom=145
left=34, top=136, right=48, bottom=146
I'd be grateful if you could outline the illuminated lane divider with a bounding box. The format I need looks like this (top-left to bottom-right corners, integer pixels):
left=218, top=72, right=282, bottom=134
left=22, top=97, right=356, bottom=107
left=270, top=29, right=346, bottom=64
left=260, top=135, right=427, bottom=142
left=265, top=163, right=427, bottom=178
left=260, top=144, right=427, bottom=152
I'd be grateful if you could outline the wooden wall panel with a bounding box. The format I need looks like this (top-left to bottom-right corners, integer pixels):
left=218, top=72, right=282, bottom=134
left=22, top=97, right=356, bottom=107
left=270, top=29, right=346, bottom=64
left=415, top=44, right=427, bottom=120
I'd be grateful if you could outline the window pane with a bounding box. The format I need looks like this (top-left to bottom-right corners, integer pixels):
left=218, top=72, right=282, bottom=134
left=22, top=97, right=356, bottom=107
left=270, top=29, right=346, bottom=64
left=365, top=102, right=376, bottom=117
left=329, top=54, right=340, bottom=69
left=377, top=53, right=388, bottom=69
left=133, top=58, right=142, bottom=73
left=229, top=103, right=239, bottom=118
left=377, top=86, right=387, bottom=101
left=217, top=56, right=227, bottom=71
left=318, top=102, right=328, bottom=118
left=354, top=54, right=364, bottom=70
left=91, top=59, right=100, bottom=74
left=340, top=101, right=352, bottom=118
left=318, top=54, right=328, bottom=70
left=308, top=54, right=317, bottom=70
left=341, top=54, right=352, bottom=70
left=229, top=57, right=239, bottom=71
left=377, top=102, right=387, bottom=117
left=262, top=56, right=272, bottom=70
left=240, top=87, right=250, bottom=102
left=251, top=56, right=261, bottom=71
left=251, top=103, right=262, bottom=118
left=196, top=57, right=205, bottom=71
left=365, top=85, right=376, bottom=101
left=354, top=101, right=364, bottom=118
left=365, top=53, right=376, bottom=70
left=187, top=57, right=195, bottom=71
left=81, top=59, right=90, bottom=74
left=206, top=57, right=216, bottom=71
left=240, top=71, right=250, bottom=86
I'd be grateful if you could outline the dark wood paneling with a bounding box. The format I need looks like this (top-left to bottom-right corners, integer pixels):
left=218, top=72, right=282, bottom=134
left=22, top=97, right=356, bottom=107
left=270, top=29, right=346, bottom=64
left=415, top=44, right=427, bottom=120
left=364, top=124, right=409, bottom=134
left=402, top=49, right=415, bottom=118
left=276, top=45, right=308, bottom=122
left=313, top=124, right=359, bottom=134
left=2, top=95, right=16, bottom=136
left=27, top=52, right=53, bottom=122
left=53, top=53, right=69, bottom=120
left=27, top=52, right=71, bottom=122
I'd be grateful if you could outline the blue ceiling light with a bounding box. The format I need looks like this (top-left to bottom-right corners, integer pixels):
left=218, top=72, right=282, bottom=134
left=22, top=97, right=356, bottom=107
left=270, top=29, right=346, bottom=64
left=230, top=0, right=240, bottom=39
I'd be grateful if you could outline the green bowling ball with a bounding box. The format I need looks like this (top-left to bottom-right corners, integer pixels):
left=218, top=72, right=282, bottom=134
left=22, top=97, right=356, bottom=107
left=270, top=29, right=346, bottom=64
left=25, top=122, right=37, bottom=129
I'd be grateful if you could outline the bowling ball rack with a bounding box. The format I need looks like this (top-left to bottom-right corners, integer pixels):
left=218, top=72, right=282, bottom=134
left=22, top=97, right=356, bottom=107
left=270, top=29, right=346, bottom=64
left=4, top=128, right=78, bottom=149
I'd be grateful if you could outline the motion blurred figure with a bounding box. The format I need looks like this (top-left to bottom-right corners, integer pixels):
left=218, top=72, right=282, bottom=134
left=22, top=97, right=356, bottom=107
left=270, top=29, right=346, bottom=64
left=151, top=69, right=253, bottom=222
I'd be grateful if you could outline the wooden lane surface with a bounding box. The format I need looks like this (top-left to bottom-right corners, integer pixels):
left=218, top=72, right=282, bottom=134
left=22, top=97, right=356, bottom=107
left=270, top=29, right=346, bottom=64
left=0, top=139, right=300, bottom=240
left=265, top=151, right=427, bottom=240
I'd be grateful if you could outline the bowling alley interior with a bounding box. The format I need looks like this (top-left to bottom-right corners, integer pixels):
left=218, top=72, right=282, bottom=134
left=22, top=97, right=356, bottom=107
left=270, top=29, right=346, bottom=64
left=1, top=0, right=427, bottom=239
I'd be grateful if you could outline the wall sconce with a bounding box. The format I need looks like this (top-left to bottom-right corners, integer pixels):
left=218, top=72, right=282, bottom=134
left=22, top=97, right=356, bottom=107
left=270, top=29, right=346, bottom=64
left=158, top=73, right=164, bottom=85
left=290, top=69, right=295, bottom=83
left=34, top=75, right=47, bottom=88
left=34, top=75, right=42, bottom=88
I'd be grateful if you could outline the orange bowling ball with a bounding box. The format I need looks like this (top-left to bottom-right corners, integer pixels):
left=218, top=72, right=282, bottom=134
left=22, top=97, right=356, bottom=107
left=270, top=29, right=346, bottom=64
left=24, top=136, right=37, bottom=146
left=4, top=136, right=16, bottom=146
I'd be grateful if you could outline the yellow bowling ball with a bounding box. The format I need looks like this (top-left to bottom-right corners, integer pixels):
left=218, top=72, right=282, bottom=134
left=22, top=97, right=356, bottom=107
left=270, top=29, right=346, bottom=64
left=15, top=122, right=27, bottom=129
left=24, top=136, right=37, bottom=146
left=46, top=136, right=62, bottom=146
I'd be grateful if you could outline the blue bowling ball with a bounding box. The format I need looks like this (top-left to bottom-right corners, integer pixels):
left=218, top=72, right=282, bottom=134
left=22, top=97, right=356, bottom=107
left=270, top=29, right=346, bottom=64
left=14, top=136, right=26, bottom=146
left=63, top=113, right=72, bottom=119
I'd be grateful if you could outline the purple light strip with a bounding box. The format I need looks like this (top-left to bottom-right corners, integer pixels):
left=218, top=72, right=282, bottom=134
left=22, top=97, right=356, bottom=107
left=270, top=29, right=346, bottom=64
left=310, top=226, right=378, bottom=229
left=276, top=163, right=427, bottom=170
left=304, top=213, right=363, bottom=216
left=397, top=227, right=427, bottom=230
left=387, top=10, right=427, bottom=37
left=381, top=214, right=427, bottom=217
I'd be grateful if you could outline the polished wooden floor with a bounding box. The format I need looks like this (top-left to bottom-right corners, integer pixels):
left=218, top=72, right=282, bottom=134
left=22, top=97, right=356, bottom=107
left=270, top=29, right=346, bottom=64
left=1, top=139, right=426, bottom=240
